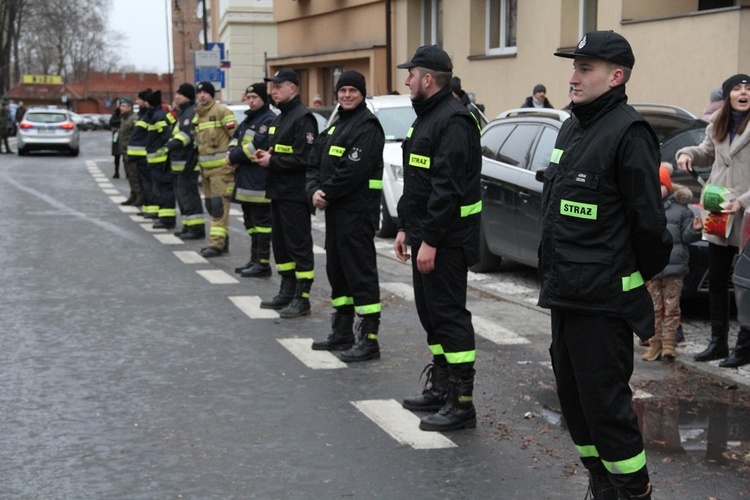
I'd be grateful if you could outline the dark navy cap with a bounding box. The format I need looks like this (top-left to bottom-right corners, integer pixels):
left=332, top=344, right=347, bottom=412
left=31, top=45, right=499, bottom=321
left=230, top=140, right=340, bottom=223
left=554, top=30, right=635, bottom=69
left=264, top=68, right=300, bottom=86
left=397, top=45, right=453, bottom=73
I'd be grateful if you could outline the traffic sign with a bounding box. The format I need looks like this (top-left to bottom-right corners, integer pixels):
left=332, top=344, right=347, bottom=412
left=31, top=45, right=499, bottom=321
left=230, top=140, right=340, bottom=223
left=194, top=50, right=220, bottom=68
left=206, top=42, right=225, bottom=61
left=194, top=68, right=225, bottom=89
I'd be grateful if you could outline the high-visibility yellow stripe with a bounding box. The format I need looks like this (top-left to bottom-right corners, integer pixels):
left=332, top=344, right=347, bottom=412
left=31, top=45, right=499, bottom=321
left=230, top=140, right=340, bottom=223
left=406, top=127, right=413, bottom=138
left=550, top=148, right=563, bottom=164
left=275, top=144, right=293, bottom=154
left=603, top=450, right=647, bottom=475
left=296, top=270, right=315, bottom=280
left=276, top=262, right=296, bottom=272
left=269, top=126, right=276, bottom=134
left=127, top=147, right=147, bottom=156
left=135, top=120, right=148, bottom=129
left=327, top=126, right=336, bottom=135
left=210, top=226, right=228, bottom=237
left=622, top=271, right=644, bottom=291
left=355, top=303, right=381, bottom=315
left=197, top=121, right=223, bottom=130
left=369, top=179, right=383, bottom=190
left=460, top=200, right=482, bottom=217
left=332, top=296, right=354, bottom=308
left=158, top=208, right=177, bottom=217
left=444, top=350, right=476, bottom=364
left=428, top=344, right=444, bottom=355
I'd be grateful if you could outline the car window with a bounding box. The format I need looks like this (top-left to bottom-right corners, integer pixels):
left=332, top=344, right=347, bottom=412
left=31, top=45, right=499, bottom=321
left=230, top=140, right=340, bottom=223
left=375, top=107, right=416, bottom=141
left=497, top=124, right=538, bottom=169
left=529, top=126, right=558, bottom=172
left=481, top=123, right=514, bottom=160
left=26, top=113, right=67, bottom=123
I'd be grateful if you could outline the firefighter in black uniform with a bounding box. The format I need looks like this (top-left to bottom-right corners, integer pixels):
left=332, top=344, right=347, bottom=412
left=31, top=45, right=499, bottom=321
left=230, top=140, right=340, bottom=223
left=129, top=88, right=154, bottom=218
left=229, top=83, right=276, bottom=277
left=540, top=31, right=672, bottom=500
left=165, top=83, right=205, bottom=240
left=307, top=71, right=385, bottom=362
left=255, top=68, right=318, bottom=318
left=394, top=46, right=482, bottom=432
left=145, top=90, right=177, bottom=229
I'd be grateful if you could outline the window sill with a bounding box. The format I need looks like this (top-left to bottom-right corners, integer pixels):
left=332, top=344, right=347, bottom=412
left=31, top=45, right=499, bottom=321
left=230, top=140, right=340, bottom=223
left=467, top=52, right=517, bottom=61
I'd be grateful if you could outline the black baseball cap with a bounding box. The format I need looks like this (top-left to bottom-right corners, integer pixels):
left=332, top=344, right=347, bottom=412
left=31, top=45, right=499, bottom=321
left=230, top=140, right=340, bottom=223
left=264, top=68, right=300, bottom=86
left=397, top=45, right=453, bottom=73
left=554, top=30, right=635, bottom=69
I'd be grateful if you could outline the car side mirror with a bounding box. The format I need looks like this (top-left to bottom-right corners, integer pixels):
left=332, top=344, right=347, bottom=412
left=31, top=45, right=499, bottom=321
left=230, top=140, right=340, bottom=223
left=535, top=169, right=546, bottom=183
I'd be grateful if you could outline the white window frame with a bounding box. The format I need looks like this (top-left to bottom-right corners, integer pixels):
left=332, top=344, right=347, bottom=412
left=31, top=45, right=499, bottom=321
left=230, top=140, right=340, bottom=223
left=485, top=0, right=517, bottom=56
left=578, top=0, right=597, bottom=39
left=421, top=0, right=443, bottom=46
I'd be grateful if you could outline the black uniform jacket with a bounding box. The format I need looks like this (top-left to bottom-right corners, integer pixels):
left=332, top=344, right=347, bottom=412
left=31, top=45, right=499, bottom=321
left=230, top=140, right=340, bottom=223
left=228, top=104, right=276, bottom=198
left=397, top=86, right=482, bottom=263
left=127, top=107, right=150, bottom=158
left=537, top=86, right=672, bottom=339
left=166, top=101, right=198, bottom=173
left=145, top=106, right=176, bottom=154
left=266, top=96, right=318, bottom=202
left=306, top=102, right=385, bottom=213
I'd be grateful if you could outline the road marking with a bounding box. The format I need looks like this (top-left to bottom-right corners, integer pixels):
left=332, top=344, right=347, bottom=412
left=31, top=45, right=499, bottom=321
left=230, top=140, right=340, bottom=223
left=196, top=270, right=239, bottom=284
left=374, top=240, right=394, bottom=252
left=473, top=315, right=530, bottom=345
left=380, top=282, right=414, bottom=301
left=153, top=234, right=184, bottom=245
left=92, top=174, right=106, bottom=179
left=229, top=296, right=279, bottom=319
left=277, top=338, right=347, bottom=369
left=229, top=208, right=242, bottom=216
left=313, top=244, right=325, bottom=255
left=99, top=182, right=115, bottom=188
left=103, top=189, right=120, bottom=195
left=130, top=215, right=149, bottom=223
left=119, top=206, right=140, bottom=213
left=351, top=399, right=458, bottom=450
left=109, top=195, right=128, bottom=204
left=173, top=251, right=208, bottom=264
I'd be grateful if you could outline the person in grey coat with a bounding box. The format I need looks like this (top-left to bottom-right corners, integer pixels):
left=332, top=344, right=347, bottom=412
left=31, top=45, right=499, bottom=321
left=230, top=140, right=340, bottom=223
left=643, top=163, right=703, bottom=362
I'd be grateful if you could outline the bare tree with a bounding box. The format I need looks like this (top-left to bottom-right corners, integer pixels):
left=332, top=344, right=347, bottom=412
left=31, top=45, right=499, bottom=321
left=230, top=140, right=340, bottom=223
left=0, top=0, right=24, bottom=94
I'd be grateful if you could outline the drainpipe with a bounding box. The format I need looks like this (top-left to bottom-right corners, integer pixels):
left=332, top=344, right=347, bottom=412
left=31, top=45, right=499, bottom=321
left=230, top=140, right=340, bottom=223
left=385, top=0, right=392, bottom=93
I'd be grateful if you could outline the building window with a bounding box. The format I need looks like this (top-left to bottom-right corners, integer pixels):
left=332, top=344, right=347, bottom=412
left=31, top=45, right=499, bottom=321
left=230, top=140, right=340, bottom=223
left=579, top=0, right=597, bottom=38
left=422, top=0, right=443, bottom=47
left=486, top=0, right=517, bottom=55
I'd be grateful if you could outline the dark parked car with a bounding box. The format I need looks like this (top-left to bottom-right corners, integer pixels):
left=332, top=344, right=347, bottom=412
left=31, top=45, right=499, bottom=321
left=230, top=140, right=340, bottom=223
left=474, top=105, right=711, bottom=298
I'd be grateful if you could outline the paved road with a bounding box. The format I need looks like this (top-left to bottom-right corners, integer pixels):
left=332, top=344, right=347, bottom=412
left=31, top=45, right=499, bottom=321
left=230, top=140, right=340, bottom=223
left=0, top=132, right=747, bottom=498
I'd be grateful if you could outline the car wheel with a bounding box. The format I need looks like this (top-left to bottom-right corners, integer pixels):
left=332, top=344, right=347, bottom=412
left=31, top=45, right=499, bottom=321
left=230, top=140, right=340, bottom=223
left=70, top=147, right=80, bottom=157
left=470, top=227, right=501, bottom=273
left=377, top=194, right=397, bottom=238
left=18, top=147, right=28, bottom=156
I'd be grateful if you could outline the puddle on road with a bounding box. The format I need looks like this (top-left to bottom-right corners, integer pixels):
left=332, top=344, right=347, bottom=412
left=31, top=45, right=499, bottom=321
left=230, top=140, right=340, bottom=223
left=538, top=395, right=750, bottom=467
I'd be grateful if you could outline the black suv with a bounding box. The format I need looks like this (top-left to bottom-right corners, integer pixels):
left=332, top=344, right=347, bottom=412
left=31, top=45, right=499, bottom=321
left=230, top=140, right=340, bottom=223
left=474, top=105, right=711, bottom=298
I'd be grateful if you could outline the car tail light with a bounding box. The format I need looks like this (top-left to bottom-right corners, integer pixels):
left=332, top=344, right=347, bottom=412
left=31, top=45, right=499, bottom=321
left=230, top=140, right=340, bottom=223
left=19, top=122, right=33, bottom=129
left=60, top=122, right=75, bottom=130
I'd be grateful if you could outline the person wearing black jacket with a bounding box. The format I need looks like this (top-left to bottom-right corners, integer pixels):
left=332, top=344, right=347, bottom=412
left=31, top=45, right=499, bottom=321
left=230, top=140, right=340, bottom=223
left=145, top=90, right=177, bottom=229
left=128, top=89, right=154, bottom=218
left=307, top=71, right=385, bottom=362
left=165, top=83, right=205, bottom=240
left=109, top=106, right=122, bottom=178
left=229, top=83, right=277, bottom=277
left=255, top=69, right=318, bottom=318
left=394, top=46, right=482, bottom=432
left=539, top=31, right=672, bottom=500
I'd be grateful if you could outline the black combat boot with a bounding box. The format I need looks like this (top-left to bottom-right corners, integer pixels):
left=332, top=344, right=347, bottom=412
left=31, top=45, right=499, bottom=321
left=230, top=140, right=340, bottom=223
left=617, top=484, right=652, bottom=499
left=419, top=372, right=476, bottom=432
left=235, top=260, right=254, bottom=274
left=260, top=274, right=296, bottom=310
left=719, top=328, right=750, bottom=368
left=279, top=279, right=312, bottom=318
left=586, top=471, right=617, bottom=500
left=402, top=361, right=449, bottom=411
left=340, top=315, right=380, bottom=362
left=694, top=292, right=730, bottom=362
left=120, top=195, right=136, bottom=206
left=241, top=262, right=272, bottom=278
left=174, top=226, right=188, bottom=237
left=311, top=311, right=355, bottom=351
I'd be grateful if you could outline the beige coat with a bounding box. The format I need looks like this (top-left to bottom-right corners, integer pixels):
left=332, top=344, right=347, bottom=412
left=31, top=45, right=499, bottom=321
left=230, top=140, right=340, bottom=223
left=676, top=117, right=750, bottom=247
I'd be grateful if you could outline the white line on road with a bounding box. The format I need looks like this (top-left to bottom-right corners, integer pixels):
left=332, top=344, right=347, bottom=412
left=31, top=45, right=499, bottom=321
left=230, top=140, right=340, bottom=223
left=109, top=195, right=128, bottom=204
left=99, top=182, right=115, bottom=188
left=277, top=338, right=347, bottom=369
left=473, top=315, right=530, bottom=345
left=229, top=208, right=242, bottom=216
left=119, top=205, right=140, bottom=213
left=173, top=251, right=208, bottom=264
left=380, top=282, right=414, bottom=301
left=153, top=234, right=184, bottom=245
left=103, top=189, right=120, bottom=195
left=129, top=215, right=149, bottom=223
left=351, top=399, right=458, bottom=450
left=313, top=244, right=325, bottom=255
left=196, top=270, right=239, bottom=284
left=229, top=296, right=279, bottom=319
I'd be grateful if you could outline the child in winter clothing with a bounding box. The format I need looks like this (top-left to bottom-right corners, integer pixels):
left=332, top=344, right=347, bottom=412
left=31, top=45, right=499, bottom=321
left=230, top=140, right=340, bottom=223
left=644, top=163, right=704, bottom=361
